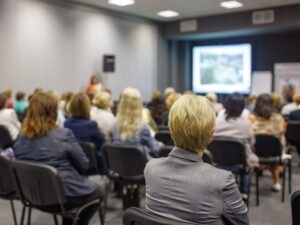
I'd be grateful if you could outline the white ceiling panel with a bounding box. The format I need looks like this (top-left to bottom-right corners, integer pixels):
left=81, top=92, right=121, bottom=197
left=67, top=0, right=300, bottom=21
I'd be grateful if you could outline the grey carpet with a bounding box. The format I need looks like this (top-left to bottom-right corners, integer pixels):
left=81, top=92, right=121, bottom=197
left=0, top=154, right=299, bottom=225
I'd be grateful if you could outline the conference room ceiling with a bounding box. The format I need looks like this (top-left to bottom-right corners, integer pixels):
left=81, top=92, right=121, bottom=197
left=68, top=0, right=300, bottom=21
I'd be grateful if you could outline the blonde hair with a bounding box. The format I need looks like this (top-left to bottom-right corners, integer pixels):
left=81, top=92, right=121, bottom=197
left=164, top=87, right=175, bottom=98
left=293, top=92, right=300, bottom=105
left=92, top=91, right=112, bottom=109
left=206, top=92, right=218, bottom=102
left=21, top=92, right=58, bottom=138
left=271, top=92, right=282, bottom=112
left=169, top=95, right=216, bottom=153
left=151, top=90, right=161, bottom=101
left=68, top=93, right=91, bottom=119
left=116, top=87, right=143, bottom=141
left=166, top=93, right=182, bottom=110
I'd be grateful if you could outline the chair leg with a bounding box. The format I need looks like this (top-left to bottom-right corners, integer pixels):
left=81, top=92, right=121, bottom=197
left=281, top=165, right=286, bottom=203
left=27, top=207, right=32, bottom=225
left=53, top=215, right=59, bottom=225
left=289, top=160, right=292, bottom=194
left=10, top=200, right=18, bottom=225
left=256, top=171, right=259, bottom=206
left=20, top=206, right=26, bottom=225
left=99, top=208, right=104, bottom=225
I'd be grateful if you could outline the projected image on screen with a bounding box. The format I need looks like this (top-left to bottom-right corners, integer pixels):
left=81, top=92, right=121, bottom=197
left=193, top=44, right=251, bottom=94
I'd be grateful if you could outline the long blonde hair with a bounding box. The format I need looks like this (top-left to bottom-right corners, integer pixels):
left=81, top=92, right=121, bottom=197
left=116, top=87, right=143, bottom=141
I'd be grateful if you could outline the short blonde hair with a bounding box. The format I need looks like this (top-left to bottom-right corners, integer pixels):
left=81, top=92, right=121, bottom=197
left=166, top=93, right=182, bottom=110
left=206, top=92, right=218, bottom=102
left=164, top=87, right=175, bottom=98
left=92, top=91, right=112, bottom=109
left=293, top=92, right=300, bottom=105
left=169, top=95, right=216, bottom=153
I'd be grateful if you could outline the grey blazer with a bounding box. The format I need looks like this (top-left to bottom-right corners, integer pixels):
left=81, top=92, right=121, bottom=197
left=144, top=147, right=249, bottom=225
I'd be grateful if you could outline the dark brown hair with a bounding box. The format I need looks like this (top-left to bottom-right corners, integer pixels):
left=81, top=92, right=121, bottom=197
left=68, top=93, right=91, bottom=119
left=224, top=93, right=245, bottom=120
left=16, top=92, right=25, bottom=101
left=254, top=94, right=274, bottom=119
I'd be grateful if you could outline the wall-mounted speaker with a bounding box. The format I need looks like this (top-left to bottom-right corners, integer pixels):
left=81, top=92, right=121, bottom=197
left=103, top=55, right=115, bottom=72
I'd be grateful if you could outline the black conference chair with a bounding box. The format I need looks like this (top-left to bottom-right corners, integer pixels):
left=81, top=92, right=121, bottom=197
left=291, top=190, right=300, bottom=225
left=123, top=207, right=192, bottom=225
left=0, top=155, right=20, bottom=225
left=103, top=144, right=147, bottom=209
left=0, top=125, right=13, bottom=149
left=286, top=121, right=300, bottom=155
left=207, top=138, right=251, bottom=204
left=11, top=160, right=104, bottom=225
left=79, top=142, right=100, bottom=175
left=254, top=134, right=292, bottom=205
left=157, top=125, right=169, bottom=131
left=154, top=131, right=174, bottom=146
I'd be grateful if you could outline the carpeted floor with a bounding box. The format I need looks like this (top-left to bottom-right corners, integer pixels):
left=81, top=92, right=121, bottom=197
left=0, top=154, right=299, bottom=225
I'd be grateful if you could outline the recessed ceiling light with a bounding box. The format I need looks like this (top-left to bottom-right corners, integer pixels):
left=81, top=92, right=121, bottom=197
left=220, top=1, right=244, bottom=9
left=157, top=10, right=179, bottom=18
left=108, top=0, right=135, bottom=7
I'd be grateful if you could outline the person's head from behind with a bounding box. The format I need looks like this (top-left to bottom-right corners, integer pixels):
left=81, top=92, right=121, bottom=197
left=224, top=93, right=245, bottom=120
left=282, top=83, right=295, bottom=103
left=271, top=92, right=282, bottom=112
left=68, top=93, right=91, bottom=120
left=151, top=90, right=161, bottom=101
left=92, top=91, right=113, bottom=110
left=206, top=93, right=218, bottom=103
left=293, top=92, right=300, bottom=106
left=90, top=75, right=100, bottom=85
left=164, top=87, right=175, bottom=98
left=117, top=87, right=143, bottom=140
left=254, top=94, right=274, bottom=119
left=0, top=94, right=7, bottom=110
left=21, top=92, right=58, bottom=138
left=2, top=89, right=12, bottom=99
left=169, top=95, right=215, bottom=154
left=16, top=92, right=26, bottom=102
left=166, top=93, right=182, bottom=110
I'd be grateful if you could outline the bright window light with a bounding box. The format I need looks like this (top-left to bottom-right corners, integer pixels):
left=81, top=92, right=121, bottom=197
left=108, top=0, right=135, bottom=7
left=157, top=10, right=179, bottom=18
left=220, top=1, right=244, bottom=9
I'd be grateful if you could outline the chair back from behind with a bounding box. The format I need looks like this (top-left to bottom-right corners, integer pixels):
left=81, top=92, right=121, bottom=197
left=79, top=141, right=99, bottom=175
left=158, top=146, right=173, bottom=157
left=254, top=135, right=282, bottom=158
left=0, top=155, right=15, bottom=196
left=11, top=160, right=67, bottom=208
left=291, top=190, right=300, bottom=225
left=0, top=125, right=13, bottom=149
left=154, top=131, right=174, bottom=146
left=207, top=138, right=247, bottom=168
left=202, top=150, right=214, bottom=165
left=286, top=122, right=300, bottom=144
left=123, top=207, right=192, bottom=225
left=103, top=144, right=147, bottom=179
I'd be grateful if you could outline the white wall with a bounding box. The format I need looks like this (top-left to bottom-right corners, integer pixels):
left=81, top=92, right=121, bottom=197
left=0, top=0, right=160, bottom=101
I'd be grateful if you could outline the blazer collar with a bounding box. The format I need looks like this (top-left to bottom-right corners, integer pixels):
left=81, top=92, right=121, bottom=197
left=169, top=146, right=203, bottom=162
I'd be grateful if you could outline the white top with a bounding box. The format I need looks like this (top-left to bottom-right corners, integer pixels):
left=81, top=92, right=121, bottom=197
left=281, top=103, right=298, bottom=115
left=91, top=107, right=116, bottom=142
left=0, top=109, right=21, bottom=140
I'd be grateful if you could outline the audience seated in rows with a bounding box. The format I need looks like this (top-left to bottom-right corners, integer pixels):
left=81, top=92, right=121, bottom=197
left=249, top=94, right=286, bottom=192
left=91, top=91, right=116, bottom=142
left=214, top=93, right=258, bottom=197
left=112, top=87, right=161, bottom=159
left=64, top=93, right=107, bottom=174
left=145, top=94, right=249, bottom=224
left=0, top=93, right=21, bottom=141
left=14, top=92, right=103, bottom=225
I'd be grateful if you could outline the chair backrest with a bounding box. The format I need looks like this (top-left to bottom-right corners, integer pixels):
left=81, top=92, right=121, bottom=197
left=202, top=150, right=214, bottom=165
left=157, top=125, right=169, bottom=131
left=0, top=125, right=13, bottom=149
left=254, top=134, right=282, bottom=158
left=79, top=141, right=99, bottom=175
left=286, top=121, right=300, bottom=144
left=207, top=138, right=247, bottom=168
left=154, top=131, right=174, bottom=146
left=11, top=160, right=67, bottom=208
left=102, top=144, right=147, bottom=179
left=0, top=155, right=15, bottom=196
left=291, top=190, right=300, bottom=225
left=123, top=207, right=192, bottom=225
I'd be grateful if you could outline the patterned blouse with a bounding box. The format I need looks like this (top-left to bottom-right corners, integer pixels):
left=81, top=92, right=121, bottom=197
left=249, top=113, right=286, bottom=146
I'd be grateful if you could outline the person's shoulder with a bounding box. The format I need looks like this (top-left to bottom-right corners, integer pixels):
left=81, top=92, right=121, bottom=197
left=201, top=163, right=233, bottom=188
left=51, top=127, right=73, bottom=137
left=144, top=157, right=166, bottom=174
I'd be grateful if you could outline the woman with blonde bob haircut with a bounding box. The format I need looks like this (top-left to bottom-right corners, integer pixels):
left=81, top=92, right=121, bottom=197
left=145, top=94, right=249, bottom=225
left=14, top=92, right=103, bottom=225
left=112, top=87, right=160, bottom=158
left=91, top=91, right=115, bottom=142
